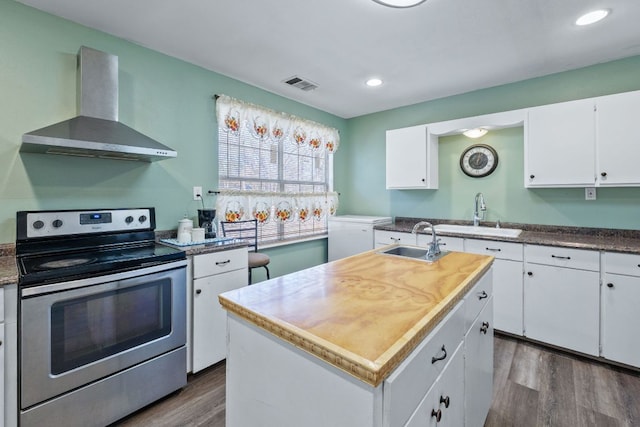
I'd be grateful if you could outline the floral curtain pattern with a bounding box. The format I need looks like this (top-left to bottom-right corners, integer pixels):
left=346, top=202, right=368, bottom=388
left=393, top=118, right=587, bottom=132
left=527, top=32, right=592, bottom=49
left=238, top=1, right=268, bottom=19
left=216, top=94, right=340, bottom=154
left=216, top=190, right=339, bottom=225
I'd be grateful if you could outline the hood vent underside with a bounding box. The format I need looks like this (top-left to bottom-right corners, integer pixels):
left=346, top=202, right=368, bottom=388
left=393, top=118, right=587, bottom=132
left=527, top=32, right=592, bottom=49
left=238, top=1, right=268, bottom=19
left=21, top=46, right=177, bottom=162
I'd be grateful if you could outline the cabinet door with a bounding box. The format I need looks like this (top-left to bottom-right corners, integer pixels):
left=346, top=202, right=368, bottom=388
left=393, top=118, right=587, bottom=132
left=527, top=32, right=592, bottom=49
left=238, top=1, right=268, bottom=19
left=601, top=273, right=640, bottom=367
left=596, top=90, right=640, bottom=186
left=464, top=300, right=493, bottom=427
left=0, top=323, right=4, bottom=424
left=524, top=264, right=599, bottom=355
left=192, top=268, right=247, bottom=372
left=492, top=259, right=524, bottom=335
left=526, top=98, right=595, bottom=187
left=386, top=125, right=438, bottom=189
left=405, top=344, right=464, bottom=427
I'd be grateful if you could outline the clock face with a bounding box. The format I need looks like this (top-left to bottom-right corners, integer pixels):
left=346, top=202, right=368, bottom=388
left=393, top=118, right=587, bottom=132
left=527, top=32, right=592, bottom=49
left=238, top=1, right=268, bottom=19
left=460, top=144, right=498, bottom=178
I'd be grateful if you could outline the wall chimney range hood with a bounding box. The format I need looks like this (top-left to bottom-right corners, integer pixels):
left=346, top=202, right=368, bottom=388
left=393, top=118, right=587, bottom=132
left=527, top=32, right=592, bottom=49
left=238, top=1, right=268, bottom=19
left=21, top=46, right=177, bottom=162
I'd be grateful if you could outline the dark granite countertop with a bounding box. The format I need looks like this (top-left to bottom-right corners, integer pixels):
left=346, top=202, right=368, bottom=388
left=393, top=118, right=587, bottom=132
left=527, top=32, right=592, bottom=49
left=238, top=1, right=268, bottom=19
left=0, top=243, right=17, bottom=286
left=377, top=217, right=640, bottom=254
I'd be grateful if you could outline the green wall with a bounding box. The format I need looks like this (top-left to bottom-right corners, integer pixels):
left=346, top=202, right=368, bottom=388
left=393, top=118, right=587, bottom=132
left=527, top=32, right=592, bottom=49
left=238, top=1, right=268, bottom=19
left=0, top=1, right=344, bottom=274
left=339, top=57, right=640, bottom=229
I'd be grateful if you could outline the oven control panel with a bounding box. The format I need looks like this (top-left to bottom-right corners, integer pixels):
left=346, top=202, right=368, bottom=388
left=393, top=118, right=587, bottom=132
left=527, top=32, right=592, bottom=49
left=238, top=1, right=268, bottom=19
left=21, top=208, right=154, bottom=238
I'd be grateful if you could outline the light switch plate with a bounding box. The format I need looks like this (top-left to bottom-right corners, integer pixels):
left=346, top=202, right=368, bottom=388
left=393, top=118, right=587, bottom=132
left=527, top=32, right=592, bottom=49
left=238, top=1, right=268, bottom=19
left=585, top=187, right=596, bottom=201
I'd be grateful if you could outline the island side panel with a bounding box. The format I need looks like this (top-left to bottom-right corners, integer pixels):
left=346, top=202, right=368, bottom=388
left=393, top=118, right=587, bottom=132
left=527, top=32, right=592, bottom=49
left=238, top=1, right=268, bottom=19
left=226, top=314, right=383, bottom=427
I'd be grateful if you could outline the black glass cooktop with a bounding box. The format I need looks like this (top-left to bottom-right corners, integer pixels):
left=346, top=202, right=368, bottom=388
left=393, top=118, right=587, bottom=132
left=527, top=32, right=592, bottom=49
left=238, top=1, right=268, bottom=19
left=18, top=243, right=185, bottom=287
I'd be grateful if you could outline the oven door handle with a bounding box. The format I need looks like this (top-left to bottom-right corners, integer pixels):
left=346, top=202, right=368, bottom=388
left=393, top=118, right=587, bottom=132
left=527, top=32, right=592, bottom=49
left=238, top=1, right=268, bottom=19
left=21, top=259, right=187, bottom=298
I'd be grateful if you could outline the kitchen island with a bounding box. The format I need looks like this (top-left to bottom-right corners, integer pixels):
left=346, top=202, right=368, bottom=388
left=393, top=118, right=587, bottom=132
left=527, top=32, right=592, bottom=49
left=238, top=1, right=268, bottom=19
left=219, top=247, right=494, bottom=427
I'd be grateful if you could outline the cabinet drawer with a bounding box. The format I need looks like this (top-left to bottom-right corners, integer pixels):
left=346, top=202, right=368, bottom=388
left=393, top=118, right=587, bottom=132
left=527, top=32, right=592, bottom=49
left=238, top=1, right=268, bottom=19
left=465, top=239, right=523, bottom=261
left=383, top=301, right=464, bottom=427
left=463, top=268, right=493, bottom=332
left=417, top=234, right=464, bottom=252
left=603, top=252, right=640, bottom=276
left=193, top=248, right=248, bottom=279
left=375, top=230, right=415, bottom=248
left=524, top=245, right=599, bottom=271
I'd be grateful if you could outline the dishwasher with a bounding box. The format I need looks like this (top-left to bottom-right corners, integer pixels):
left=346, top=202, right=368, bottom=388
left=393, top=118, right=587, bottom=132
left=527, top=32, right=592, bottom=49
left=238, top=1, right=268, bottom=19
left=328, top=215, right=392, bottom=261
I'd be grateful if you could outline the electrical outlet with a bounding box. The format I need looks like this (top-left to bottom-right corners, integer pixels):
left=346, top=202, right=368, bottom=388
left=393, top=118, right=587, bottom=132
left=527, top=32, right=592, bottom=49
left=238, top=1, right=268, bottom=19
left=193, top=186, right=202, bottom=201
left=585, top=187, right=596, bottom=201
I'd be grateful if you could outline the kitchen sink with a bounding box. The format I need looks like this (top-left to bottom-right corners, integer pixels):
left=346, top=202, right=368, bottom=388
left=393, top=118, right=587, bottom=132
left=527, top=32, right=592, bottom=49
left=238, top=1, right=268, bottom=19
left=433, top=224, right=522, bottom=238
left=379, top=245, right=449, bottom=262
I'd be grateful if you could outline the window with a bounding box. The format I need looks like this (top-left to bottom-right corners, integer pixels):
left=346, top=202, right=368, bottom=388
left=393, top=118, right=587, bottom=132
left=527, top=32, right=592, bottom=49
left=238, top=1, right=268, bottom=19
left=216, top=95, right=339, bottom=245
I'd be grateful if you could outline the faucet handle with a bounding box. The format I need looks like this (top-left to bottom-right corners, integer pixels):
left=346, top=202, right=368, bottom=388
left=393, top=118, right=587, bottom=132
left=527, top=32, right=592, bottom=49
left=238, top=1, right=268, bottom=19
left=496, top=219, right=501, bottom=229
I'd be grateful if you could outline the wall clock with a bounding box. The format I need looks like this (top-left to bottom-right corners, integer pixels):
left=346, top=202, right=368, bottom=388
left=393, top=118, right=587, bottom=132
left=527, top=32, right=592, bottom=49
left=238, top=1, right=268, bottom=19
left=460, top=144, right=498, bottom=178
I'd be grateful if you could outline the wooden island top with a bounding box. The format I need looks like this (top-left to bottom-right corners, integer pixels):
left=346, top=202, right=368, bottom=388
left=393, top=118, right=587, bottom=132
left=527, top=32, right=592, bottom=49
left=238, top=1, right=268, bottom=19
left=219, top=247, right=493, bottom=386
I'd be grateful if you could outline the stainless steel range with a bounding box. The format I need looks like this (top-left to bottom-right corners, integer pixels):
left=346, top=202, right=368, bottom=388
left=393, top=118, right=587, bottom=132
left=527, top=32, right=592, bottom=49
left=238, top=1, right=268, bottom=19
left=16, top=208, right=187, bottom=427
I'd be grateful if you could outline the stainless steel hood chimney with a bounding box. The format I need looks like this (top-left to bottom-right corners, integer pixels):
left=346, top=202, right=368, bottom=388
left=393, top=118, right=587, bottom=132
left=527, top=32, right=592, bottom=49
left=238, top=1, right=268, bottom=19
left=21, top=46, right=177, bottom=162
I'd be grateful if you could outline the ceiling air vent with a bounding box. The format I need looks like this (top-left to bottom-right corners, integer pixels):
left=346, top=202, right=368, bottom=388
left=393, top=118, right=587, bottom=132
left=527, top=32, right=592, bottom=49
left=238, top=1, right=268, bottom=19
left=283, top=76, right=318, bottom=91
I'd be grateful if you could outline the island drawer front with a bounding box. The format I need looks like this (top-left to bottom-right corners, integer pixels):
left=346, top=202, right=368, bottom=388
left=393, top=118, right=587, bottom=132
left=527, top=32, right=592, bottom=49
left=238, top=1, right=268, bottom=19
left=524, top=245, right=599, bottom=271
left=463, top=268, right=493, bottom=331
left=383, top=301, right=464, bottom=427
left=603, top=252, right=640, bottom=276
left=193, top=248, right=248, bottom=279
left=464, top=239, right=523, bottom=261
left=374, top=230, right=415, bottom=248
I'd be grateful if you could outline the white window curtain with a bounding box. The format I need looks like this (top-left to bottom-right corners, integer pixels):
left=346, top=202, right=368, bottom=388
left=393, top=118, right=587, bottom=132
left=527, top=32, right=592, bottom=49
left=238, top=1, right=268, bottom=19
left=215, top=94, right=339, bottom=244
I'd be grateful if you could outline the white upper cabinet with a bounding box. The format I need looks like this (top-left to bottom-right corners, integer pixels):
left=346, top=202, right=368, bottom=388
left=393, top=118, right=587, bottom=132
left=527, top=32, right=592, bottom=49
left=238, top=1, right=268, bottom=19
left=386, top=124, right=438, bottom=189
left=525, top=98, right=596, bottom=187
left=596, top=90, right=640, bottom=186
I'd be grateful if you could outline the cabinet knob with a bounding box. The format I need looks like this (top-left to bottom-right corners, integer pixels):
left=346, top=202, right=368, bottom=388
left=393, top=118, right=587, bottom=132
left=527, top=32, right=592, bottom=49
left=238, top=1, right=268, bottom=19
left=607, top=283, right=614, bottom=288
left=480, top=321, right=490, bottom=334
left=527, top=271, right=533, bottom=276
left=196, top=289, right=202, bottom=294
left=421, top=178, right=426, bottom=182
left=431, top=409, right=442, bottom=422
left=601, top=172, right=607, bottom=177
left=530, top=174, right=535, bottom=179
left=440, top=395, right=450, bottom=408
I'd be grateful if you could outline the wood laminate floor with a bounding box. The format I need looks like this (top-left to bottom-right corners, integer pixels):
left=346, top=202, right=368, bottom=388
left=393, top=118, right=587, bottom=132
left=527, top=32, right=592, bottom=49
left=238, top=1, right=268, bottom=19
left=117, top=335, right=640, bottom=427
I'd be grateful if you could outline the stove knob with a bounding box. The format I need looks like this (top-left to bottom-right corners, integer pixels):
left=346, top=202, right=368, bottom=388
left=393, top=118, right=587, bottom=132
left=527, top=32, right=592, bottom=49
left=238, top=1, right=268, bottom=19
left=52, top=219, right=63, bottom=228
left=125, top=216, right=134, bottom=224
left=138, top=215, right=147, bottom=223
left=33, top=220, right=45, bottom=230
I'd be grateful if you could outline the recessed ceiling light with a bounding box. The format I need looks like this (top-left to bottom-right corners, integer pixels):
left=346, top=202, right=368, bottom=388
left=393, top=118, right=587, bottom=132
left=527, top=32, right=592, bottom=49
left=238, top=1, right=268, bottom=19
left=576, top=9, right=609, bottom=26
left=366, top=78, right=383, bottom=87
left=372, top=0, right=427, bottom=8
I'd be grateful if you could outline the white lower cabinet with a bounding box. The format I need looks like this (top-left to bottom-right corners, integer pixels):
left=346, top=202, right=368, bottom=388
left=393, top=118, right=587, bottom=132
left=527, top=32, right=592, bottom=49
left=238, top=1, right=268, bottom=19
left=523, top=245, right=600, bottom=356
left=374, top=230, right=415, bottom=248
left=465, top=239, right=523, bottom=335
left=601, top=252, right=640, bottom=368
left=405, top=343, right=464, bottom=427
left=191, top=248, right=248, bottom=373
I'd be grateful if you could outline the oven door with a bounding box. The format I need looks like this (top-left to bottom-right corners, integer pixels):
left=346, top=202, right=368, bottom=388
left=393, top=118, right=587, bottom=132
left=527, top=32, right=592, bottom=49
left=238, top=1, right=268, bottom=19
left=20, top=261, right=187, bottom=410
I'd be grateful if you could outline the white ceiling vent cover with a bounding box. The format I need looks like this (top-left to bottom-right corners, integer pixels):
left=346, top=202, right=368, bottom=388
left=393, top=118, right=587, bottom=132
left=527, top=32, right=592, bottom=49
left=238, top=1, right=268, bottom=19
left=283, top=76, right=318, bottom=91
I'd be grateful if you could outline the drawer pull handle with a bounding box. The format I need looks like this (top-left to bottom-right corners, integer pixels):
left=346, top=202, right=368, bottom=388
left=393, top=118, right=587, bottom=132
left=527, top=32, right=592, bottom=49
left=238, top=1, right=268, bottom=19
left=485, top=247, right=501, bottom=252
left=390, top=237, right=400, bottom=242
left=440, top=395, right=450, bottom=408
left=480, top=321, right=490, bottom=334
left=607, top=283, right=614, bottom=288
left=216, top=260, right=231, bottom=266
left=478, top=290, right=488, bottom=300
left=196, top=289, right=202, bottom=295
left=431, top=345, right=447, bottom=364
left=551, top=255, right=571, bottom=260
left=431, top=409, right=442, bottom=422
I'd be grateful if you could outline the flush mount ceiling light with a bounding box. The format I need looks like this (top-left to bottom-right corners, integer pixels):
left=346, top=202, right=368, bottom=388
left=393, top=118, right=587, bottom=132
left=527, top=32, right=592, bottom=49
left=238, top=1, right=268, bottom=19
left=366, top=78, right=383, bottom=87
left=576, top=9, right=609, bottom=26
left=372, top=0, right=427, bottom=8
left=463, top=128, right=489, bottom=139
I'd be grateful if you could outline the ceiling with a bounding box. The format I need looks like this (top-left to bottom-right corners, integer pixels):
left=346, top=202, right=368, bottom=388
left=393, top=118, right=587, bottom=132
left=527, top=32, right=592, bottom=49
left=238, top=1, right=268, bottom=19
left=16, top=0, right=640, bottom=118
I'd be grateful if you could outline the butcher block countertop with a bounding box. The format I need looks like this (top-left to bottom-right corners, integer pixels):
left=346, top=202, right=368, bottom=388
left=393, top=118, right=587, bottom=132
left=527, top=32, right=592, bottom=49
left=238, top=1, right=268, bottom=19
left=219, top=248, right=493, bottom=387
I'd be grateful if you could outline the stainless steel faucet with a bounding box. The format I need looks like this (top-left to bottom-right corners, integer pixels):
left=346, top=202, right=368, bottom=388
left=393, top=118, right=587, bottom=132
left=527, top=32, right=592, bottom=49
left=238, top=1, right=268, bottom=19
left=411, top=221, right=441, bottom=259
left=473, top=192, right=486, bottom=226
